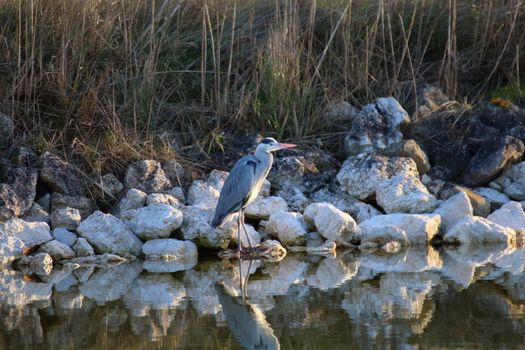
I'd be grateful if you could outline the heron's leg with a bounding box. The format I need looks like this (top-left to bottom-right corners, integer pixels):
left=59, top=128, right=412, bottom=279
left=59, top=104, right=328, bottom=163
left=240, top=209, right=253, bottom=250
left=237, top=211, right=243, bottom=254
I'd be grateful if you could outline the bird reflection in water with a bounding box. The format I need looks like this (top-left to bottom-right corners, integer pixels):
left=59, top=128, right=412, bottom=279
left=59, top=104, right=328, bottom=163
left=216, top=258, right=280, bottom=350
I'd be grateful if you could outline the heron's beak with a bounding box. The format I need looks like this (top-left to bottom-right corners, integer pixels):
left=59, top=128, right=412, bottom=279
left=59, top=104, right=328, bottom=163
left=276, top=142, right=296, bottom=149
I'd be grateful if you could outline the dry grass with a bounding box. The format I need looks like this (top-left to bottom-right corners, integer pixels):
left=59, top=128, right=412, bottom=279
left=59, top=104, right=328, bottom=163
left=0, top=0, right=523, bottom=178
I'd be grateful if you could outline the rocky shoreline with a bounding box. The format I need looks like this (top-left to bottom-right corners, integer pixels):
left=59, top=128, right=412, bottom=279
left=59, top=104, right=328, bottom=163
left=2, top=84, right=525, bottom=274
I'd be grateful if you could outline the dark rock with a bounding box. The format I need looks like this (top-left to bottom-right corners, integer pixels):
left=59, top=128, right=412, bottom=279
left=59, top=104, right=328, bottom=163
left=461, top=135, right=524, bottom=186
left=124, top=160, right=171, bottom=193
left=0, top=113, right=14, bottom=150
left=397, top=82, right=450, bottom=121
left=479, top=103, right=525, bottom=131
left=267, top=156, right=323, bottom=193
left=380, top=139, right=431, bottom=174
left=39, top=152, right=86, bottom=196
left=10, top=146, right=37, bottom=166
left=51, top=193, right=93, bottom=219
left=343, top=97, right=410, bottom=156
left=0, top=163, right=38, bottom=219
left=509, top=126, right=525, bottom=143
left=162, top=160, right=186, bottom=186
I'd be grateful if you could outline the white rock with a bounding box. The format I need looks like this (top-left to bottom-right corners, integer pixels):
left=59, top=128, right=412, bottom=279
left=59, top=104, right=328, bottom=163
left=77, top=211, right=143, bottom=256
left=186, top=180, right=220, bottom=208
left=142, top=238, right=198, bottom=260
left=0, top=236, right=25, bottom=266
left=275, top=187, right=311, bottom=212
left=52, top=228, right=77, bottom=247
left=0, top=219, right=52, bottom=248
left=73, top=237, right=95, bottom=257
left=116, top=188, right=147, bottom=214
left=336, top=153, right=419, bottom=199
left=445, top=216, right=516, bottom=245
left=146, top=193, right=182, bottom=209
left=487, top=201, right=525, bottom=232
left=228, top=220, right=262, bottom=248
left=51, top=207, right=81, bottom=230
left=474, top=187, right=510, bottom=208
left=265, top=212, right=308, bottom=246
left=37, top=240, right=75, bottom=260
left=359, top=225, right=410, bottom=247
left=434, top=192, right=473, bottom=233
left=245, top=196, right=288, bottom=220
left=121, top=204, right=183, bottom=240
left=304, top=203, right=358, bottom=242
left=260, top=179, right=271, bottom=197
left=180, top=206, right=230, bottom=249
left=22, top=202, right=50, bottom=223
left=165, top=186, right=186, bottom=203
left=18, top=252, right=54, bottom=275
left=376, top=175, right=438, bottom=213
left=207, top=169, right=228, bottom=190
left=359, top=214, right=441, bottom=245
left=493, top=161, right=525, bottom=200
left=310, top=188, right=381, bottom=223
left=79, top=261, right=142, bottom=302
left=124, top=274, right=186, bottom=314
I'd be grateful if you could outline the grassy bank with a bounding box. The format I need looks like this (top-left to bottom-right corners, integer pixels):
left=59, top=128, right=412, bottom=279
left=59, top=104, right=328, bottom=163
left=0, top=0, right=523, bottom=179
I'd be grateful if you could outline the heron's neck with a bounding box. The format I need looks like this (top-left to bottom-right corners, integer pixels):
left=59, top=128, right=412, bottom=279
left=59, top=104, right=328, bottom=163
left=254, top=148, right=273, bottom=165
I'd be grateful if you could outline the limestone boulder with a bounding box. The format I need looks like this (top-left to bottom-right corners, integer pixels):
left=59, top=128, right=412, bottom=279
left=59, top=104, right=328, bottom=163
left=487, top=201, right=525, bottom=232
left=50, top=207, right=81, bottom=230
left=121, top=204, right=183, bottom=240
left=37, top=240, right=75, bottom=260
left=304, top=203, right=358, bottom=242
left=39, top=152, right=86, bottom=196
left=359, top=214, right=441, bottom=245
left=337, top=153, right=419, bottom=199
left=76, top=211, right=143, bottom=256
left=445, top=216, right=516, bottom=245
left=116, top=188, right=147, bottom=214
left=265, top=211, right=308, bottom=246
left=375, top=175, right=438, bottom=214
left=0, top=219, right=52, bottom=248
left=245, top=196, right=288, bottom=220
left=124, top=160, right=171, bottom=193
left=142, top=238, right=198, bottom=260
left=493, top=161, right=525, bottom=200
left=433, top=192, right=473, bottom=233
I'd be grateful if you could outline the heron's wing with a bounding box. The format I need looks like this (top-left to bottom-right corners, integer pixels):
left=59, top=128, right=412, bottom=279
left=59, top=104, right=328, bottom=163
left=212, top=156, right=257, bottom=227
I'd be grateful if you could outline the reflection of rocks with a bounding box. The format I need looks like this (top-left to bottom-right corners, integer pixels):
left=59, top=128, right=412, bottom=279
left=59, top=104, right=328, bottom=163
left=79, top=261, right=142, bottom=302
left=360, top=247, right=442, bottom=273
left=0, top=270, right=53, bottom=306
left=142, top=238, right=198, bottom=260
left=306, top=257, right=359, bottom=290
left=124, top=273, right=186, bottom=315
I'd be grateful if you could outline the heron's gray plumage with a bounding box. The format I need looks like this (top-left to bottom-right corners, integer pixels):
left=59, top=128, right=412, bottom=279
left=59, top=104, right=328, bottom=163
left=211, top=149, right=273, bottom=228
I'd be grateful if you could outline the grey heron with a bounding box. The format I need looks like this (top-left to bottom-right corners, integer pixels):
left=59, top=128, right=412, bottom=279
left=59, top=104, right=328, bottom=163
left=211, top=137, right=296, bottom=254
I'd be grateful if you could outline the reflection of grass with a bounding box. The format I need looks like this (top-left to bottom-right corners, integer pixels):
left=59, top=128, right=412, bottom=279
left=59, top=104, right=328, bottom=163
left=0, top=0, right=523, bottom=181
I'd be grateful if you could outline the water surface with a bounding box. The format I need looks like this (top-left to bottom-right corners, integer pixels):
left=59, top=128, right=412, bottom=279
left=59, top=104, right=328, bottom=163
left=2, top=245, right=525, bottom=349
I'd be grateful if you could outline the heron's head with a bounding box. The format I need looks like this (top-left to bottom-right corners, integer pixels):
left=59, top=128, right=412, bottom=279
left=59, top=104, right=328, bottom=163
left=257, top=137, right=296, bottom=153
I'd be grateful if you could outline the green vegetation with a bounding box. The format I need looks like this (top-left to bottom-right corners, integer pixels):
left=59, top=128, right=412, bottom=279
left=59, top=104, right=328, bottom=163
left=0, top=0, right=523, bottom=176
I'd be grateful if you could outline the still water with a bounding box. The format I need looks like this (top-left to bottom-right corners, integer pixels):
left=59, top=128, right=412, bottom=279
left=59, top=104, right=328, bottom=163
left=1, top=245, right=525, bottom=349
